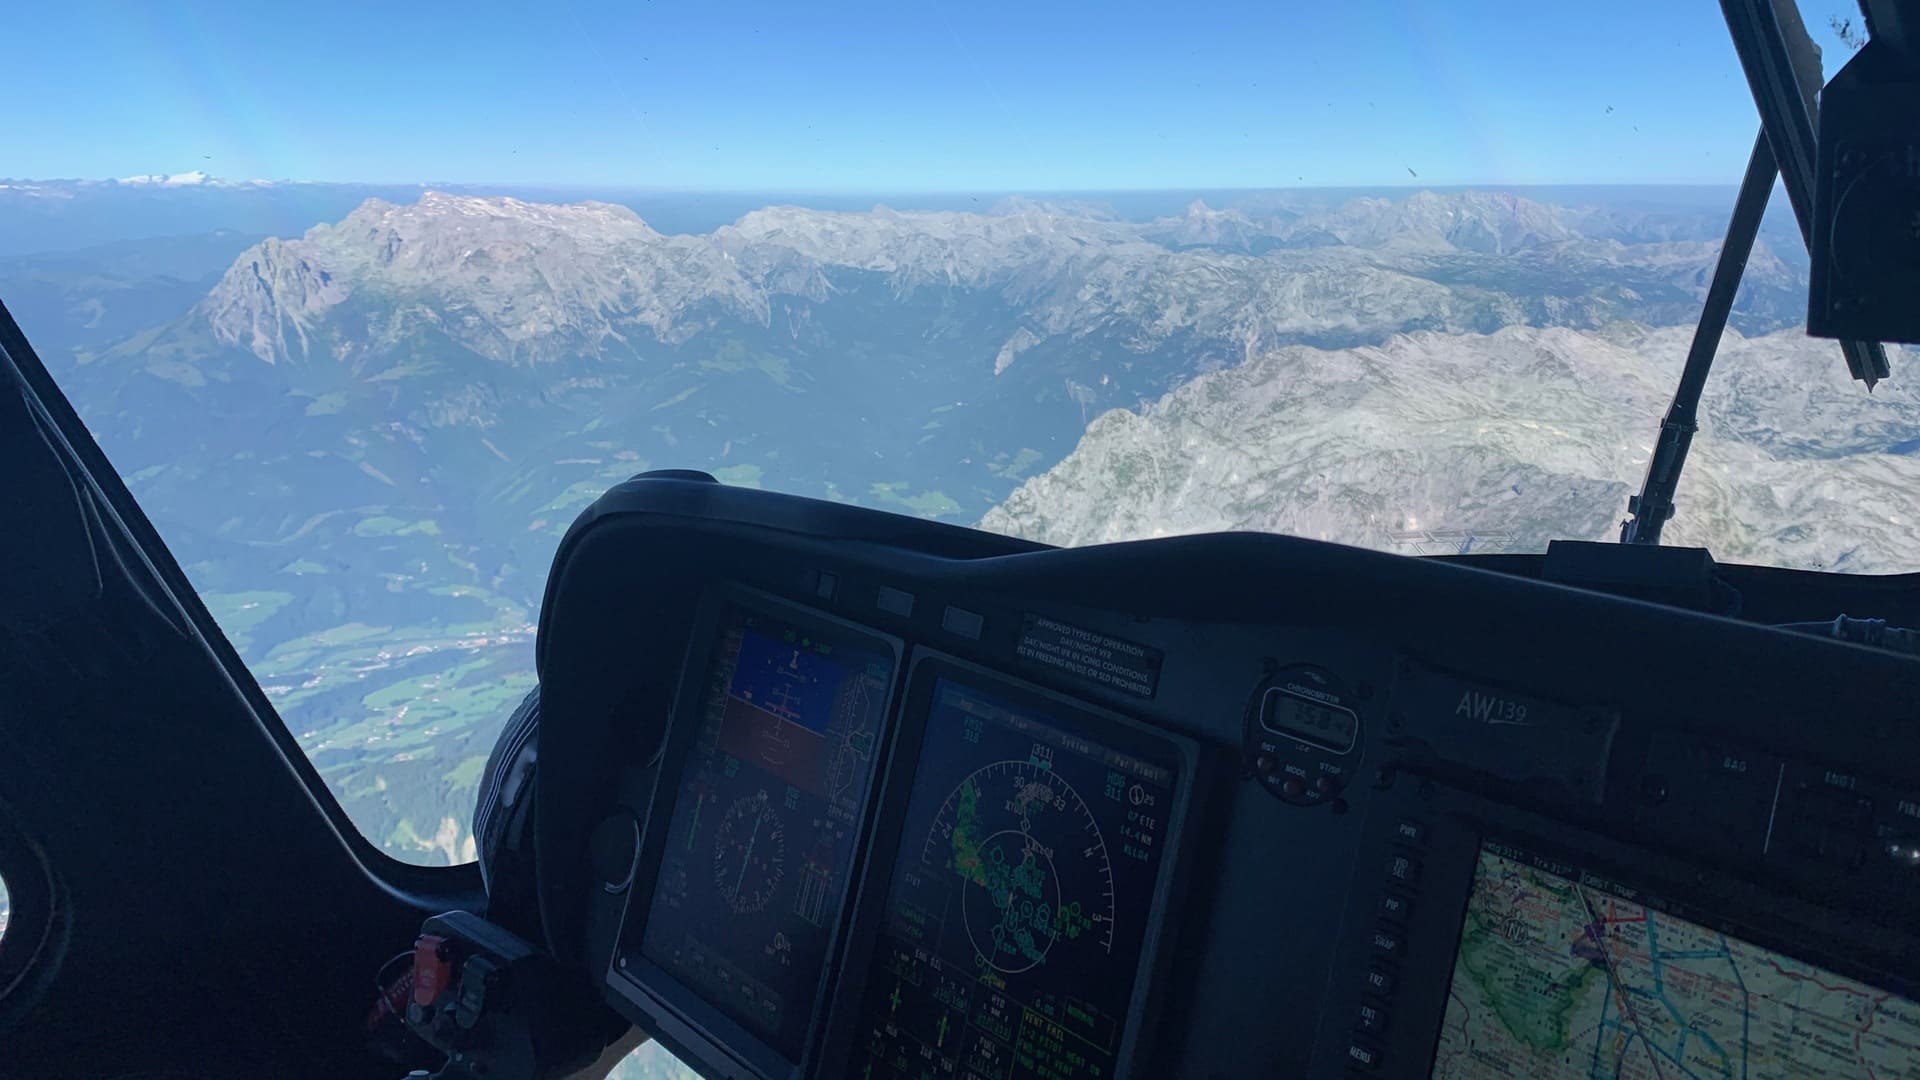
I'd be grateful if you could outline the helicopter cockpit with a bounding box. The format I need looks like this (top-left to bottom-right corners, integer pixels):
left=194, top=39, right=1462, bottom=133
left=487, top=469, right=1920, bottom=1079
left=2, top=2, right=1919, bottom=1078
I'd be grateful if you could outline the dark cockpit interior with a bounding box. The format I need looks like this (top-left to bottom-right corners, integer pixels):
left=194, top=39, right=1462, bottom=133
left=537, top=475, right=1920, bottom=1079
left=8, top=445, right=1920, bottom=1078
left=5, top=2, right=1920, bottom=1078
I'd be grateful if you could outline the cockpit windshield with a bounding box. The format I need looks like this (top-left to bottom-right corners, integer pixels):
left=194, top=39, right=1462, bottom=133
left=2, top=3, right=1908, bottom=1075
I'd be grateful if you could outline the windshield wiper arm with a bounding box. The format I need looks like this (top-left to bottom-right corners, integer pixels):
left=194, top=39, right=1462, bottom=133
left=1625, top=0, right=1894, bottom=545
left=1622, top=132, right=1778, bottom=545
left=1721, top=0, right=1890, bottom=386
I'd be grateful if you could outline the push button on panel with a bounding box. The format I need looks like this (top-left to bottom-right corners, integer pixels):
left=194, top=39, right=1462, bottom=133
left=1386, top=852, right=1421, bottom=886
left=1356, top=1000, right=1388, bottom=1036
left=1378, top=892, right=1413, bottom=923
left=876, top=585, right=915, bottom=617
left=1369, top=925, right=1404, bottom=960
left=941, top=605, right=984, bottom=640
left=1346, top=1041, right=1382, bottom=1072
left=1392, top=819, right=1427, bottom=847
left=1363, top=967, right=1395, bottom=996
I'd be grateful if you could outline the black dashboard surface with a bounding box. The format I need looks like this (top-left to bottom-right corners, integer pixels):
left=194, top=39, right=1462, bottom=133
left=534, top=476, right=1920, bottom=1079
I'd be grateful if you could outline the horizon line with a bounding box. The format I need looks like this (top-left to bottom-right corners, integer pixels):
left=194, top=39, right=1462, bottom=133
left=2, top=176, right=1749, bottom=196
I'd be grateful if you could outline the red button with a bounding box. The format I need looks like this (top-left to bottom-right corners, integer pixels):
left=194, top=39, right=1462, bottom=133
left=412, top=934, right=452, bottom=1008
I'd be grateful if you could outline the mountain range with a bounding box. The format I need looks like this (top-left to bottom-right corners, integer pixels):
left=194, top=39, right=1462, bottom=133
left=3, top=184, right=1883, bottom=872
left=982, top=323, right=1919, bottom=572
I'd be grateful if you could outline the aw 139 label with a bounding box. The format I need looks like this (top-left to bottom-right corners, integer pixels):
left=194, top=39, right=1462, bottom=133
left=1391, top=658, right=1617, bottom=805
left=1453, top=691, right=1530, bottom=725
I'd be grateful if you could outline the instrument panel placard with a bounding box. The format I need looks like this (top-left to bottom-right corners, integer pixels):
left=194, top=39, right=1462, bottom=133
left=1016, top=615, right=1164, bottom=699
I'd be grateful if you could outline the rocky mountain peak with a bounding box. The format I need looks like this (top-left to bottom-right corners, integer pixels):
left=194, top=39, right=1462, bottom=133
left=177, top=189, right=1811, bottom=378
left=1328, top=190, right=1578, bottom=253
left=195, top=194, right=748, bottom=365
left=982, top=324, right=1919, bottom=571
left=198, top=235, right=349, bottom=364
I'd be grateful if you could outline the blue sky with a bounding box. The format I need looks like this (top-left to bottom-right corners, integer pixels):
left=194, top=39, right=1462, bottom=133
left=6, top=0, right=1868, bottom=190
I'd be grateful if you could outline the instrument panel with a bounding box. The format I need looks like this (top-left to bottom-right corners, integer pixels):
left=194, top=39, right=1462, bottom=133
left=841, top=655, right=1193, bottom=1079
left=618, top=599, right=897, bottom=1071
left=607, top=588, right=1195, bottom=1078
left=536, top=476, right=1920, bottom=1079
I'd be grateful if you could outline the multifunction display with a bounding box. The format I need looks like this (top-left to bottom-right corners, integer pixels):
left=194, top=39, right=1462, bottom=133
left=637, top=603, right=895, bottom=1061
left=857, top=672, right=1183, bottom=1079
left=1432, top=842, right=1920, bottom=1079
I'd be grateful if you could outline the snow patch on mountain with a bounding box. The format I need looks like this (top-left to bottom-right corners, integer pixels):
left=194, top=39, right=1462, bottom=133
left=117, top=171, right=214, bottom=187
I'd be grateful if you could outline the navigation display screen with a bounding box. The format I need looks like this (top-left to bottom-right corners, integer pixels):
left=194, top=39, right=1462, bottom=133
left=1433, top=842, right=1920, bottom=1079
left=637, top=603, right=894, bottom=1061
left=855, top=671, right=1183, bottom=1079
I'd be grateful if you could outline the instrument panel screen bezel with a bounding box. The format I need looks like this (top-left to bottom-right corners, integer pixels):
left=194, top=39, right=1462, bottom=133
left=817, top=648, right=1203, bottom=1079
left=1351, top=787, right=1920, bottom=1080
left=605, top=584, right=904, bottom=1080
left=1424, top=826, right=1920, bottom=1077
